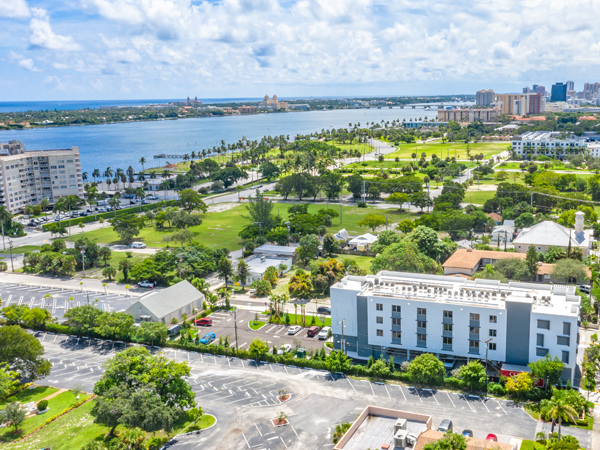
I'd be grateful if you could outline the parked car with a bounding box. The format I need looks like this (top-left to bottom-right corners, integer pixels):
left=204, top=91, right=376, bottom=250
left=167, top=324, right=181, bottom=336
left=287, top=325, right=301, bottom=335
left=195, top=318, right=213, bottom=326
left=97, top=207, right=107, bottom=213
left=578, top=285, right=591, bottom=294
left=307, top=326, right=321, bottom=337
left=130, top=199, right=138, bottom=204
left=137, top=280, right=156, bottom=288
left=279, top=344, right=293, bottom=354
left=141, top=199, right=148, bottom=205
left=317, top=306, right=331, bottom=315
left=200, top=332, right=216, bottom=345
left=317, top=326, right=331, bottom=339
left=486, top=434, right=497, bottom=442
left=462, top=430, right=473, bottom=438
left=130, top=242, right=147, bottom=249
left=437, top=419, right=453, bottom=433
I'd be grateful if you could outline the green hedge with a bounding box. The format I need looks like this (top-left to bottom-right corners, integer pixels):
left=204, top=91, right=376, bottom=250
left=42, top=200, right=178, bottom=231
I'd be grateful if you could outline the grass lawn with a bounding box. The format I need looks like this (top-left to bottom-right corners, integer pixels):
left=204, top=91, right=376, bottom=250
left=3, top=245, right=41, bottom=254
left=269, top=313, right=331, bottom=327
left=66, top=203, right=417, bottom=250
left=519, top=440, right=542, bottom=450
left=185, top=414, right=216, bottom=432
left=82, top=250, right=145, bottom=282
left=326, top=254, right=373, bottom=274
left=0, top=391, right=90, bottom=443
left=343, top=160, right=412, bottom=169
left=465, top=190, right=496, bottom=205
left=387, top=142, right=508, bottom=160
left=249, top=320, right=267, bottom=330
left=0, top=386, right=58, bottom=410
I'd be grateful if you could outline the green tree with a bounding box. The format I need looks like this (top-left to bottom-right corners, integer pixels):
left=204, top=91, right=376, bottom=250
left=98, top=246, right=112, bottom=266
left=235, top=260, right=250, bottom=290
left=357, top=213, right=386, bottom=234
left=505, top=372, right=533, bottom=400
left=324, top=350, right=352, bottom=373
left=423, top=432, right=467, bottom=450
left=249, top=338, right=269, bottom=365
left=458, top=360, right=487, bottom=392
left=528, top=355, right=565, bottom=390
left=540, top=389, right=578, bottom=440
left=0, top=401, right=25, bottom=432
left=0, top=325, right=51, bottom=380
left=407, top=353, right=445, bottom=387
left=322, top=233, right=337, bottom=255
left=102, top=266, right=117, bottom=280
left=371, top=241, right=438, bottom=274
left=178, top=189, right=208, bottom=214
left=94, top=312, right=135, bottom=340
left=385, top=192, right=410, bottom=211
left=263, top=266, right=279, bottom=287
left=111, top=215, right=145, bottom=243
left=243, top=193, right=275, bottom=233
left=119, top=259, right=133, bottom=281
left=551, top=258, right=588, bottom=283
left=216, top=256, right=233, bottom=286
left=526, top=245, right=539, bottom=278
left=0, top=364, right=18, bottom=399
left=64, top=305, right=105, bottom=335
left=297, top=234, right=320, bottom=265
left=136, top=322, right=168, bottom=346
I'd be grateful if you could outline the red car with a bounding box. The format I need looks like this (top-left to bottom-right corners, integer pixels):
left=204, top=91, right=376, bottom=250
left=195, top=318, right=213, bottom=326
left=486, top=434, right=498, bottom=442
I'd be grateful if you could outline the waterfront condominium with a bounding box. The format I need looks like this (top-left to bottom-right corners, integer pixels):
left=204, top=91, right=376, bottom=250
left=0, top=140, right=84, bottom=213
left=331, top=271, right=580, bottom=383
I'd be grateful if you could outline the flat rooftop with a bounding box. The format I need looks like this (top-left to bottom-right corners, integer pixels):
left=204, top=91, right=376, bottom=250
left=245, top=255, right=289, bottom=275
left=333, top=271, right=580, bottom=317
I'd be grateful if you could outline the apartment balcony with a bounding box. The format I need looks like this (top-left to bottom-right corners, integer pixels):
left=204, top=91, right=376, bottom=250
left=469, top=320, right=480, bottom=328
left=391, top=338, right=402, bottom=345
left=468, top=348, right=480, bottom=355
left=416, top=341, right=426, bottom=348
left=391, top=311, right=401, bottom=319
left=417, top=327, right=427, bottom=335
left=442, top=344, right=453, bottom=351
left=417, top=314, right=427, bottom=321
left=442, top=330, right=453, bottom=338
left=469, top=333, right=480, bottom=341
left=442, top=317, right=453, bottom=325
left=391, top=324, right=401, bottom=332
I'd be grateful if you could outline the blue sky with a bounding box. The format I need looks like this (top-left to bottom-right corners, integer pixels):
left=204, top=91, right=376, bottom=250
left=1, top=0, right=600, bottom=101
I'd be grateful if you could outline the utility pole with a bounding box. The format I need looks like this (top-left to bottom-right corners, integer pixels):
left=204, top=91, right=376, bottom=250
left=530, top=191, right=533, bottom=208
left=81, top=245, right=86, bottom=278
left=339, top=194, right=343, bottom=224
left=362, top=180, right=366, bottom=203
left=8, top=239, right=13, bottom=272
left=339, top=319, right=346, bottom=355
left=232, top=293, right=238, bottom=352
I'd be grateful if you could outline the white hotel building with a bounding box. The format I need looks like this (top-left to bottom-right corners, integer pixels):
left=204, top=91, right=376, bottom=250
left=511, top=131, right=587, bottom=158
left=331, top=272, right=580, bottom=382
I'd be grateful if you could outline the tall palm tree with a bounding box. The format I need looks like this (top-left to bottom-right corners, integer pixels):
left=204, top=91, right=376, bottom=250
left=82, top=172, right=88, bottom=182
left=135, top=187, right=145, bottom=212
left=92, top=169, right=100, bottom=182
left=139, top=157, right=146, bottom=172
left=126, top=166, right=134, bottom=188
left=53, top=197, right=66, bottom=227
left=40, top=198, right=50, bottom=221
left=103, top=167, right=113, bottom=187
left=541, top=390, right=578, bottom=440
left=0, top=206, right=11, bottom=251
left=108, top=192, right=121, bottom=217
left=63, top=195, right=80, bottom=235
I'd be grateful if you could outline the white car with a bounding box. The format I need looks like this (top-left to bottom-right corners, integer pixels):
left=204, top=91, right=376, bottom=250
left=287, top=326, right=301, bottom=335
left=137, top=280, right=156, bottom=288
left=130, top=242, right=147, bottom=249
left=279, top=344, right=293, bottom=354
left=317, top=326, right=331, bottom=340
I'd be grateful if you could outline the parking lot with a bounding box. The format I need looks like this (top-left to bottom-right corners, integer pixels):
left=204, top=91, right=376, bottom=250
left=202, top=308, right=331, bottom=354
left=34, top=331, right=594, bottom=450
left=0, top=282, right=137, bottom=320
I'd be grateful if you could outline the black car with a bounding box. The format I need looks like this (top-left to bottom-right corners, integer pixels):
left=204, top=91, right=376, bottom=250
left=317, top=306, right=331, bottom=315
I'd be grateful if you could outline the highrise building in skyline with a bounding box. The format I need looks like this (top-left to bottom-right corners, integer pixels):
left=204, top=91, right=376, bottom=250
left=475, top=89, right=495, bottom=106
left=551, top=82, right=568, bottom=102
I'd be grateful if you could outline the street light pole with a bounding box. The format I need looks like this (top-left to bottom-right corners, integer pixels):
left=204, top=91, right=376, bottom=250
left=232, top=292, right=238, bottom=352
left=81, top=246, right=86, bottom=278
left=338, top=319, right=346, bottom=355
left=8, top=239, right=14, bottom=272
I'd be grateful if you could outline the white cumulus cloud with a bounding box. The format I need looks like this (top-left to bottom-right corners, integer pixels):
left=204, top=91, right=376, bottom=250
left=29, top=8, right=81, bottom=52
left=0, top=0, right=30, bottom=18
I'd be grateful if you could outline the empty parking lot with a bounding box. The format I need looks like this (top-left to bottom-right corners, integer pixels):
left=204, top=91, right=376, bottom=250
left=33, top=331, right=593, bottom=450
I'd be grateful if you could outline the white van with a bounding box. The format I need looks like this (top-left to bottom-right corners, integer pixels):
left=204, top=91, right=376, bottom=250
left=130, top=242, right=147, bottom=249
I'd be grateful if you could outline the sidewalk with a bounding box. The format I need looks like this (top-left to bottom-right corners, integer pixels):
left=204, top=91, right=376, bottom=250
left=0, top=272, right=142, bottom=297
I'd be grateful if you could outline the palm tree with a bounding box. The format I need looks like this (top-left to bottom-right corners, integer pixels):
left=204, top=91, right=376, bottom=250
left=135, top=187, right=145, bottom=211
left=541, top=389, right=578, bottom=440
left=103, top=167, right=113, bottom=188
left=40, top=198, right=50, bottom=221
left=139, top=157, right=146, bottom=172
left=92, top=169, right=100, bottom=182
left=53, top=197, right=66, bottom=226
left=183, top=154, right=190, bottom=167
left=108, top=192, right=121, bottom=217
left=126, top=166, right=134, bottom=188
left=63, top=195, right=80, bottom=235
left=0, top=206, right=10, bottom=251
left=82, top=172, right=88, bottom=182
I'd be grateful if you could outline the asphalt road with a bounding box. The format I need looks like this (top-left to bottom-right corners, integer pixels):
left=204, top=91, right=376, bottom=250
left=33, top=332, right=593, bottom=450
left=0, top=282, right=138, bottom=320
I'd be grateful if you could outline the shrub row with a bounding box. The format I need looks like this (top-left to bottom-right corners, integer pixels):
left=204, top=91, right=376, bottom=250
left=41, top=200, right=178, bottom=231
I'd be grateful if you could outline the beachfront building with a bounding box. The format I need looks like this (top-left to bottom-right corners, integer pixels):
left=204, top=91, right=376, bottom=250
left=0, top=140, right=84, bottom=213
left=513, top=215, right=593, bottom=257
left=331, top=271, right=580, bottom=382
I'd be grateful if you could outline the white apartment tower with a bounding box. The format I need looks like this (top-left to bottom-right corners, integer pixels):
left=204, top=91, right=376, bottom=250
left=0, top=140, right=84, bottom=213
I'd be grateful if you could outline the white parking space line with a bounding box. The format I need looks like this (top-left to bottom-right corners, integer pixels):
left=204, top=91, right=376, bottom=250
left=444, top=391, right=456, bottom=407
left=476, top=396, right=490, bottom=413
left=290, top=425, right=301, bottom=441
left=459, top=394, right=475, bottom=411
left=384, top=384, right=391, bottom=399
left=18, top=296, right=24, bottom=305
left=346, top=377, right=357, bottom=393
left=422, top=388, right=439, bottom=405
left=496, top=399, right=508, bottom=415
left=409, top=386, right=423, bottom=403
left=397, top=385, right=407, bottom=401
left=242, top=433, right=251, bottom=449
left=4, top=294, right=12, bottom=306
left=280, top=437, right=289, bottom=449
left=254, top=423, right=262, bottom=437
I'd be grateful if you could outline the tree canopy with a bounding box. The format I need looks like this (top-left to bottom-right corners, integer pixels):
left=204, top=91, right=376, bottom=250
left=0, top=325, right=51, bottom=380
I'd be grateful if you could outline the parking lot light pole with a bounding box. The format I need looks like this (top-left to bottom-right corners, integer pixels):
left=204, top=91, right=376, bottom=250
left=485, top=337, right=494, bottom=391
left=81, top=246, right=86, bottom=278
left=8, top=239, right=14, bottom=272
left=231, top=292, right=238, bottom=352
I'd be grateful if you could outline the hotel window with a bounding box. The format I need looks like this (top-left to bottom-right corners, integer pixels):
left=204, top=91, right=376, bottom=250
left=443, top=323, right=453, bottom=332
left=376, top=303, right=383, bottom=311
left=417, top=334, right=426, bottom=346
left=536, top=334, right=544, bottom=347
left=376, top=316, right=383, bottom=324
left=489, top=315, right=497, bottom=323
left=392, top=318, right=401, bottom=326
left=537, top=320, right=550, bottom=330
left=557, top=336, right=570, bottom=346
left=417, top=307, right=427, bottom=316
left=392, top=305, right=401, bottom=313
left=562, top=351, right=569, bottom=364
left=563, top=322, right=571, bottom=336
left=417, top=320, right=427, bottom=330
left=470, top=313, right=480, bottom=321
left=443, top=310, right=453, bottom=319
left=392, top=331, right=401, bottom=339
left=488, top=343, right=497, bottom=351
left=443, top=336, right=452, bottom=346
left=489, top=329, right=497, bottom=337
left=376, top=329, right=383, bottom=337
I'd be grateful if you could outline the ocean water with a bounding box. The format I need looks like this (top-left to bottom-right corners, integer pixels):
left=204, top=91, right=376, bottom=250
left=0, top=107, right=436, bottom=174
